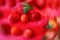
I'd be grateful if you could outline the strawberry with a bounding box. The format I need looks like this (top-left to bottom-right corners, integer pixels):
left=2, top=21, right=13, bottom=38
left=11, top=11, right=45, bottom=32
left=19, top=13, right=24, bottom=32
left=11, top=26, right=22, bottom=36
left=23, top=29, right=34, bottom=38
left=30, top=13, right=41, bottom=21
left=21, top=14, right=29, bottom=23
left=9, top=13, right=20, bottom=23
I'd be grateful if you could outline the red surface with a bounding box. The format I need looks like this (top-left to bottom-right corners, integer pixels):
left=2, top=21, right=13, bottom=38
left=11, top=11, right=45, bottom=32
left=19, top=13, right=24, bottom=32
left=0, top=0, right=60, bottom=40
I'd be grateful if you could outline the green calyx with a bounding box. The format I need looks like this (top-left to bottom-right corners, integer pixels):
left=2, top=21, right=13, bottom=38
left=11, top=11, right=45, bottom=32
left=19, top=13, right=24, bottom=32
left=47, top=24, right=52, bottom=29
left=47, top=21, right=53, bottom=29
left=24, top=7, right=28, bottom=13
left=23, top=2, right=32, bottom=13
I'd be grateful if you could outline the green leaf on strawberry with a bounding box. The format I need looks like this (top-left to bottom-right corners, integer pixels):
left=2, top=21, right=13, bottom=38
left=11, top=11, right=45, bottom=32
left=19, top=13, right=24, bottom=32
left=47, top=23, right=53, bottom=29
left=23, top=2, right=32, bottom=13
left=47, top=20, right=54, bottom=29
left=23, top=7, right=28, bottom=13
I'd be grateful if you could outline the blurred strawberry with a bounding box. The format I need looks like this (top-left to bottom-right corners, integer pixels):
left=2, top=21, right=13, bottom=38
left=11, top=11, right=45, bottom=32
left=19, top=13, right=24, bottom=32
left=29, top=12, right=41, bottom=21
left=21, top=14, right=29, bottom=23
left=23, top=29, right=34, bottom=38
left=11, top=26, right=22, bottom=36
left=9, top=13, right=20, bottom=23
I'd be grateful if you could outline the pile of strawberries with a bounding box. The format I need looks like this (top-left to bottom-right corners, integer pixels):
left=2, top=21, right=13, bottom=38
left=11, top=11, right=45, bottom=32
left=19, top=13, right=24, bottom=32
left=0, top=0, right=60, bottom=40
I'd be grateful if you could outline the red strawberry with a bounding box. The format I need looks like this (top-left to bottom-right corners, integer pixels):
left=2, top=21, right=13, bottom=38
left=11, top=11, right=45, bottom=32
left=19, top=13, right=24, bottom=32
left=21, top=14, right=29, bottom=23
left=30, top=12, right=41, bottom=21
left=9, top=13, right=20, bottom=23
left=11, top=26, right=22, bottom=36
left=23, top=29, right=34, bottom=38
